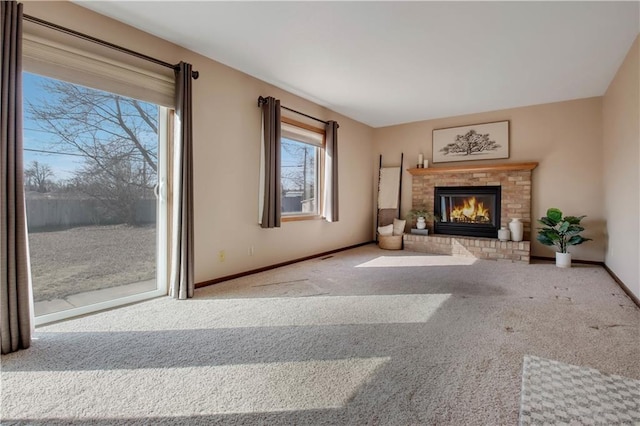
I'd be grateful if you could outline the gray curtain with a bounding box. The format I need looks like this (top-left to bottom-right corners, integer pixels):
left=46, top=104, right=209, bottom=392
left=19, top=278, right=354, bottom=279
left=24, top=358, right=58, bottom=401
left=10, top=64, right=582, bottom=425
left=259, top=96, right=281, bottom=228
left=169, top=62, right=194, bottom=299
left=1, top=1, right=32, bottom=354
left=323, top=120, right=339, bottom=222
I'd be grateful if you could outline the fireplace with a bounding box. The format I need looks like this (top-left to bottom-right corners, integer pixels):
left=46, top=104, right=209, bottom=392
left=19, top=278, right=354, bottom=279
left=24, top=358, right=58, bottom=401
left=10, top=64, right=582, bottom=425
left=434, top=186, right=501, bottom=238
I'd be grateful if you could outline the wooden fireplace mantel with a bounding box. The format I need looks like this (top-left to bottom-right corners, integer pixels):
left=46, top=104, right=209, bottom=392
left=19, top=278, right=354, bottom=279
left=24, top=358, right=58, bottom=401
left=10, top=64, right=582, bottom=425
left=407, top=162, right=538, bottom=176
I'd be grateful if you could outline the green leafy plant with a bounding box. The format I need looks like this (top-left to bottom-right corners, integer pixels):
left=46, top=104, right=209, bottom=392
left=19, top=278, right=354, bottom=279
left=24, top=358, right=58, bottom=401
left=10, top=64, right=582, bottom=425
left=406, top=208, right=437, bottom=221
left=537, top=208, right=592, bottom=253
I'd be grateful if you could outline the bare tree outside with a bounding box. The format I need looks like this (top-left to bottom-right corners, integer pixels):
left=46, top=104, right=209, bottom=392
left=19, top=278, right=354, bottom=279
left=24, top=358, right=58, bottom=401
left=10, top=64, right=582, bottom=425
left=440, top=129, right=501, bottom=157
left=25, top=160, right=55, bottom=193
left=27, top=79, right=158, bottom=225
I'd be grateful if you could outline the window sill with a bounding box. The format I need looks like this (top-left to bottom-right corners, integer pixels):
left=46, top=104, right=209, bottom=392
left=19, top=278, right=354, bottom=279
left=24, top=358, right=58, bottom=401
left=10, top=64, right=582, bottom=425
left=281, top=215, right=322, bottom=222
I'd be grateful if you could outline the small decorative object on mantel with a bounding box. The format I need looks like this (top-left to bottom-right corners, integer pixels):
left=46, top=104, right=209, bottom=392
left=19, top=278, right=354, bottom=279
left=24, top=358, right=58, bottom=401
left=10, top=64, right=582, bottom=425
left=498, top=227, right=511, bottom=242
left=417, top=153, right=424, bottom=168
left=433, top=120, right=509, bottom=163
left=536, top=208, right=592, bottom=268
left=509, top=218, right=524, bottom=242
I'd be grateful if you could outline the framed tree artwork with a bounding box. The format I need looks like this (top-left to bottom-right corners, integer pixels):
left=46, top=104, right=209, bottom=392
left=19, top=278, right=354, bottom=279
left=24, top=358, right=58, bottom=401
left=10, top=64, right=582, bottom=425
left=432, top=121, right=509, bottom=163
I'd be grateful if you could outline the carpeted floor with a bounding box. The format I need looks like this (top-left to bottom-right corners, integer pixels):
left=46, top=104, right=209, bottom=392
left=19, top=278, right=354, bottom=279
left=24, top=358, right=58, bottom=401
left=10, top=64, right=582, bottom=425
left=2, top=244, right=639, bottom=425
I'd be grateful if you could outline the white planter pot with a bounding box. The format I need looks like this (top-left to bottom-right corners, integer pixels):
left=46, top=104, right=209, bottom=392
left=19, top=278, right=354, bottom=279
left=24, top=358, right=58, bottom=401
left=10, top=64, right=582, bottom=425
left=498, top=227, right=511, bottom=241
left=556, top=252, right=572, bottom=268
left=416, top=217, right=427, bottom=229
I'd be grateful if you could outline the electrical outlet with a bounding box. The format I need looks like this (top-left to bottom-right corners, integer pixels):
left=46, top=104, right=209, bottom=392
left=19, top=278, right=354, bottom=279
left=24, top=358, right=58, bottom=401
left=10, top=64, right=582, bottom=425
left=249, top=246, right=254, bottom=256
left=218, top=250, right=225, bottom=262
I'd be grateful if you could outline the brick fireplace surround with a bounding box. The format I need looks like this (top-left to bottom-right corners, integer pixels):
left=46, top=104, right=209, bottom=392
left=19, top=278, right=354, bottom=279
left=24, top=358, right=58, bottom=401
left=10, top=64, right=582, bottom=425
left=404, top=162, right=538, bottom=263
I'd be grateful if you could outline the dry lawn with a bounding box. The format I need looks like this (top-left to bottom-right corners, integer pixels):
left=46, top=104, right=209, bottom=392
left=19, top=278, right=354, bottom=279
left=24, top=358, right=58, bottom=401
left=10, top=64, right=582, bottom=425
left=28, top=224, right=156, bottom=302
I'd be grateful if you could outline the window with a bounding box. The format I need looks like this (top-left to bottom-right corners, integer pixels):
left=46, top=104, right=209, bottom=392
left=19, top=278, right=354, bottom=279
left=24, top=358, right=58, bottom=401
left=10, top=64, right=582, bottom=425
left=281, top=118, right=325, bottom=219
left=22, top=33, right=173, bottom=325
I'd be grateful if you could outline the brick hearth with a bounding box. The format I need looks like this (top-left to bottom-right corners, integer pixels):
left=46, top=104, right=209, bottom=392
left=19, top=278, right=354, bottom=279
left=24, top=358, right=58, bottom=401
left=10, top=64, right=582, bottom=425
left=404, top=234, right=531, bottom=263
left=407, top=162, right=537, bottom=263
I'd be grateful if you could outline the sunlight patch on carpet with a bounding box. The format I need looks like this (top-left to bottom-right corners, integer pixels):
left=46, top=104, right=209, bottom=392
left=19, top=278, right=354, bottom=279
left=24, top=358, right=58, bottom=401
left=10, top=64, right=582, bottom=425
left=356, top=255, right=476, bottom=268
left=188, top=294, right=452, bottom=329
left=38, top=294, right=452, bottom=332
left=2, top=357, right=390, bottom=420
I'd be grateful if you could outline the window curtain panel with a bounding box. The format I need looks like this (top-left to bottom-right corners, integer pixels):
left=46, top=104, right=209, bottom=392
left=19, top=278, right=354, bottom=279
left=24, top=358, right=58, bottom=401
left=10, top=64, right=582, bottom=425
left=258, top=96, right=281, bottom=228
left=169, top=62, right=194, bottom=299
left=1, top=1, right=32, bottom=354
left=323, top=120, right=339, bottom=222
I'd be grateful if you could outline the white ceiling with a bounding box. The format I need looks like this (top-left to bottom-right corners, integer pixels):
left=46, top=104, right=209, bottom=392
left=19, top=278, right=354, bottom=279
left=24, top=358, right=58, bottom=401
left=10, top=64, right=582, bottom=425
left=76, top=1, right=639, bottom=128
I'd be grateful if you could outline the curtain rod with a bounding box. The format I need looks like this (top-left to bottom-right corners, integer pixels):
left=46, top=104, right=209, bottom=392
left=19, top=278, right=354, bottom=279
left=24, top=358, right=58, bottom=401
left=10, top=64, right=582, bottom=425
left=23, top=14, right=199, bottom=80
left=258, top=96, right=338, bottom=127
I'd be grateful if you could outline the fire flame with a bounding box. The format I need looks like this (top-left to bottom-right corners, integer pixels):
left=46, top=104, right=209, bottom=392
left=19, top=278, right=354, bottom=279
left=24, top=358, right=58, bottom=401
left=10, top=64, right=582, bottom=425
left=450, top=197, right=490, bottom=222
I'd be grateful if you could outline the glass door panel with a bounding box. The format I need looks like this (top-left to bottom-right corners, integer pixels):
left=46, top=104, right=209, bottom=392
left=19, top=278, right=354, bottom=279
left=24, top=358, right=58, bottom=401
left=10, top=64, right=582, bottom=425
left=23, top=72, right=167, bottom=324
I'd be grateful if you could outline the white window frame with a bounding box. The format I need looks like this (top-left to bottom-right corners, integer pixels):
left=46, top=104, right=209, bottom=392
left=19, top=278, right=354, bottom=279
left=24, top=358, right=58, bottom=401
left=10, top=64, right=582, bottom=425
left=280, top=117, right=325, bottom=221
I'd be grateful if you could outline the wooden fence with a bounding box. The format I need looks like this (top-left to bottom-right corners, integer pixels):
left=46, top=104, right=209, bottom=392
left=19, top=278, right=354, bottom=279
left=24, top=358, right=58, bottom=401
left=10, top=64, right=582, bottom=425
left=26, top=198, right=156, bottom=230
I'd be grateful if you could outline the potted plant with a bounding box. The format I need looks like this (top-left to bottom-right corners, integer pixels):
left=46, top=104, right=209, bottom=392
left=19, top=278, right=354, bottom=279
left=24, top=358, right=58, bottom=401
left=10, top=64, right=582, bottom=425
left=406, top=209, right=437, bottom=230
left=536, top=208, right=592, bottom=268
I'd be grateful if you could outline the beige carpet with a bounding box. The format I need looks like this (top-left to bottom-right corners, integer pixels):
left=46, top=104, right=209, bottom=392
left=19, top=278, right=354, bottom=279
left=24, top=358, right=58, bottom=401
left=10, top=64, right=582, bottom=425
left=2, top=244, right=639, bottom=425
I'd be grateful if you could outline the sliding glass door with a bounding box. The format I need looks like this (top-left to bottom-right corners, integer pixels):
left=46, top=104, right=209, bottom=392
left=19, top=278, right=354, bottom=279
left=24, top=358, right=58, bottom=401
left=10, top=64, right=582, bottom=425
left=23, top=72, right=168, bottom=324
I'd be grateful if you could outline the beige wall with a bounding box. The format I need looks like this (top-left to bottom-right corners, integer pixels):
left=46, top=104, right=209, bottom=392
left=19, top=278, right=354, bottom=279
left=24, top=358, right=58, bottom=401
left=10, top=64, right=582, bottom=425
left=603, top=35, right=640, bottom=298
left=374, top=97, right=605, bottom=261
left=22, top=2, right=636, bottom=291
left=23, top=2, right=375, bottom=284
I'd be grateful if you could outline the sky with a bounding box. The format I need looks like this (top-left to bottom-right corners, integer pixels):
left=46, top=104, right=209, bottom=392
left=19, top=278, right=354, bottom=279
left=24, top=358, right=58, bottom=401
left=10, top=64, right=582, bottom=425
left=23, top=72, right=83, bottom=180
left=23, top=72, right=160, bottom=183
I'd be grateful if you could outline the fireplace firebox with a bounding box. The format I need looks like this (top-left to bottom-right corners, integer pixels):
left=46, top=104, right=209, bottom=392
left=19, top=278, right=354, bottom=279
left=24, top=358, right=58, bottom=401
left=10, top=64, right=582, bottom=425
left=434, top=186, right=501, bottom=238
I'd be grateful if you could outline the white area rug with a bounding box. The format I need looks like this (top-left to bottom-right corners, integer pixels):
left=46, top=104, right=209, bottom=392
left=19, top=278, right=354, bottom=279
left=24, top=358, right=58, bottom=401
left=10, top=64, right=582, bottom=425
left=520, top=355, right=640, bottom=425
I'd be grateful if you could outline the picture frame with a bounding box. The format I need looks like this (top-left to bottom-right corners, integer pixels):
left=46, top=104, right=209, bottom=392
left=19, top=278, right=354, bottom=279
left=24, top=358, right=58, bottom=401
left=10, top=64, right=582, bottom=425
left=432, top=120, right=509, bottom=163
